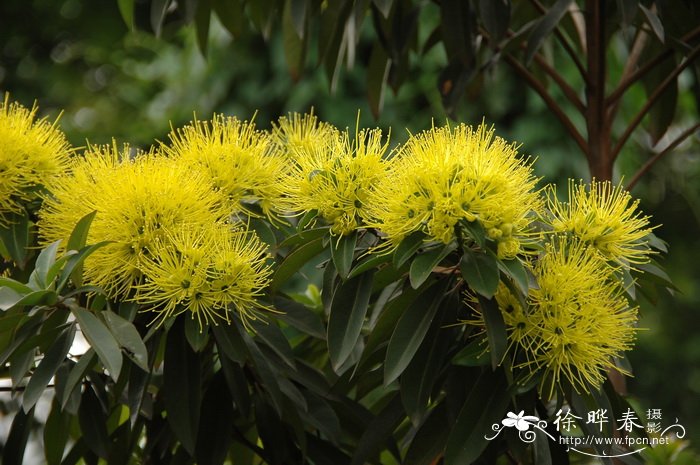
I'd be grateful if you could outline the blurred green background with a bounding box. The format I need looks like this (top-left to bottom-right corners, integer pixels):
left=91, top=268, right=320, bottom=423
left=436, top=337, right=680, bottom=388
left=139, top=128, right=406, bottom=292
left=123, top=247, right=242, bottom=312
left=1, top=0, right=699, bottom=453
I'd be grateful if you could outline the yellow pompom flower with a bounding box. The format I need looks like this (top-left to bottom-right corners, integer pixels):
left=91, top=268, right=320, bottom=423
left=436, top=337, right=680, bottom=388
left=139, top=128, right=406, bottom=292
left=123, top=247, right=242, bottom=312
left=39, top=144, right=225, bottom=297
left=163, top=115, right=289, bottom=219
left=515, top=239, right=637, bottom=397
left=283, top=127, right=389, bottom=235
left=135, top=223, right=272, bottom=328
left=271, top=111, right=339, bottom=159
left=545, top=180, right=653, bottom=266
left=368, top=123, right=541, bottom=258
left=0, top=95, right=71, bottom=224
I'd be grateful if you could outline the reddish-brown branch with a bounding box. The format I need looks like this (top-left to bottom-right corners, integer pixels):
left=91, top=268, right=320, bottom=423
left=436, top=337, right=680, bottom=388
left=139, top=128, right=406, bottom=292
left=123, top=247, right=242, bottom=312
left=611, top=44, right=700, bottom=161
left=533, top=53, right=586, bottom=113
left=626, top=123, right=700, bottom=191
left=503, top=53, right=588, bottom=153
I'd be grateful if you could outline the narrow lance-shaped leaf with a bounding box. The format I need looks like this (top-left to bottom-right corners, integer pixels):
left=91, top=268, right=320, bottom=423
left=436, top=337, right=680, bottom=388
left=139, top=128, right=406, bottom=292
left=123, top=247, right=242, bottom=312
left=71, top=306, right=123, bottom=382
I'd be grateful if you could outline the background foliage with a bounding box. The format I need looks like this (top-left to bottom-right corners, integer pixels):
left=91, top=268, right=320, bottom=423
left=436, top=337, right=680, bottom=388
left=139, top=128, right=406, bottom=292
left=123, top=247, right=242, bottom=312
left=1, top=0, right=699, bottom=463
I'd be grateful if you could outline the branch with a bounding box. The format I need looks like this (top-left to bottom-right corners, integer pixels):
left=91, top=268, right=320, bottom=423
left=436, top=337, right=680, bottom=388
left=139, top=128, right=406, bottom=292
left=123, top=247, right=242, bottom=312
left=607, top=27, right=650, bottom=122
left=607, top=24, right=700, bottom=105
left=503, top=53, right=588, bottom=153
left=626, top=122, right=700, bottom=191
left=611, top=44, right=700, bottom=161
left=533, top=53, right=585, bottom=113
left=527, top=0, right=589, bottom=83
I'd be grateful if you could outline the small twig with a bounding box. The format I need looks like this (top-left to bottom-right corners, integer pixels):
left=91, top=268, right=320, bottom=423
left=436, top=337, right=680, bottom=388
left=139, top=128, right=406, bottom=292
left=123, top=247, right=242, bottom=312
left=607, top=24, right=700, bottom=105
left=503, top=53, right=588, bottom=153
left=532, top=53, right=586, bottom=113
left=611, top=44, right=700, bottom=161
left=526, top=0, right=589, bottom=83
left=607, top=26, right=650, bottom=122
left=626, top=122, right=700, bottom=191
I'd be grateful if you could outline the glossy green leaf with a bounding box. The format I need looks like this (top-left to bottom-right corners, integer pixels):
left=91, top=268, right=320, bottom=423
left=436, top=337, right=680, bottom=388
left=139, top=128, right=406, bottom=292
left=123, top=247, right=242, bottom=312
left=78, top=385, right=110, bottom=458
left=220, top=356, right=251, bottom=418
left=498, top=257, right=529, bottom=294
left=213, top=0, right=245, bottom=38
left=212, top=320, right=249, bottom=364
left=367, top=43, right=391, bottom=118
left=195, top=0, right=212, bottom=55
left=23, top=324, right=75, bottom=411
left=57, top=241, right=111, bottom=291
left=348, top=252, right=392, bottom=279
left=71, top=306, right=123, bottom=381
left=384, top=281, right=446, bottom=385
left=478, top=295, right=508, bottom=369
left=33, top=240, right=61, bottom=289
left=66, top=211, right=97, bottom=252
left=0, top=288, right=57, bottom=311
left=290, top=0, right=307, bottom=38
left=272, top=237, right=326, bottom=289
left=479, top=0, right=510, bottom=42
left=0, top=277, right=32, bottom=294
left=127, top=357, right=150, bottom=425
left=330, top=231, right=357, bottom=280
left=103, top=310, right=148, bottom=371
left=460, top=249, right=499, bottom=298
left=393, top=231, right=425, bottom=268
left=44, top=399, right=71, bottom=465
left=328, top=271, right=374, bottom=370
left=117, top=0, right=135, bottom=28
left=273, top=296, right=326, bottom=339
left=350, top=394, right=404, bottom=465
left=164, top=319, right=201, bottom=455
left=524, top=0, right=574, bottom=65
left=150, top=0, right=171, bottom=37
left=444, top=369, right=511, bottom=465
left=0, top=211, right=29, bottom=268
left=451, top=338, right=489, bottom=367
left=195, top=372, right=234, bottom=465
left=3, top=405, right=34, bottom=465
left=283, top=0, right=306, bottom=79
left=373, top=0, right=393, bottom=18
left=409, top=242, right=456, bottom=289
left=185, top=316, right=209, bottom=352
left=404, top=403, right=450, bottom=465
left=252, top=319, right=297, bottom=369
left=59, top=349, right=96, bottom=409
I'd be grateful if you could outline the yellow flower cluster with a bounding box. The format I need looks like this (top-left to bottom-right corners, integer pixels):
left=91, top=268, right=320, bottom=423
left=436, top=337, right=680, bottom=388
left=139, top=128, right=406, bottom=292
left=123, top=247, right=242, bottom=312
left=39, top=143, right=271, bottom=328
left=280, top=122, right=389, bottom=235
left=545, top=179, right=653, bottom=267
left=0, top=95, right=71, bottom=224
left=162, top=115, right=288, bottom=220
left=367, top=123, right=541, bottom=258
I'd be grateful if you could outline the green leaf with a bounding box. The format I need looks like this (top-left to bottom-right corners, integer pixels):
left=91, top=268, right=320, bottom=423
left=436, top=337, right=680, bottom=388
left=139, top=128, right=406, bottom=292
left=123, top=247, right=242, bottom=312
left=0, top=288, right=57, bottom=311
left=44, top=399, right=71, bottom=465
left=60, top=350, right=96, bottom=410
left=444, top=369, right=511, bottom=465
left=330, top=231, right=357, bottom=280
left=103, top=310, right=148, bottom=371
left=283, top=0, right=307, bottom=79
left=460, top=249, right=499, bottom=298
left=117, top=0, right=135, bottom=28
left=401, top=297, right=454, bottom=422
left=2, top=405, right=34, bottom=465
left=33, top=240, right=61, bottom=289
left=384, top=281, right=446, bottom=385
left=498, top=257, right=528, bottom=294
left=479, top=0, right=510, bottom=43
left=393, top=231, right=425, bottom=268
left=195, top=373, right=234, bottom=465
left=524, top=0, right=574, bottom=65
left=213, top=0, right=245, bottom=38
left=409, top=242, right=456, bottom=289
left=328, top=271, right=374, bottom=370
left=185, top=316, right=209, bottom=352
left=367, top=43, right=391, bottom=118
left=195, top=0, right=212, bottom=55
left=373, top=0, right=393, bottom=18
left=57, top=241, right=111, bottom=291
left=348, top=252, right=392, bottom=279
left=164, top=319, right=202, bottom=455
left=0, top=277, right=33, bottom=294
left=71, top=306, right=123, bottom=381
left=404, top=403, right=450, bottom=465
left=639, top=4, right=664, bottom=43
left=350, top=394, right=404, bottom=465
left=212, top=322, right=249, bottom=364
left=67, top=211, right=97, bottom=252
left=78, top=385, right=110, bottom=458
left=251, top=319, right=297, bottom=369
left=272, top=237, right=326, bottom=290
left=290, top=0, right=307, bottom=38
left=23, top=324, right=75, bottom=411
left=249, top=217, right=277, bottom=248
left=273, top=296, right=326, bottom=339
left=478, top=295, right=508, bottom=369
left=451, top=338, right=489, bottom=367
left=0, top=211, right=29, bottom=268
